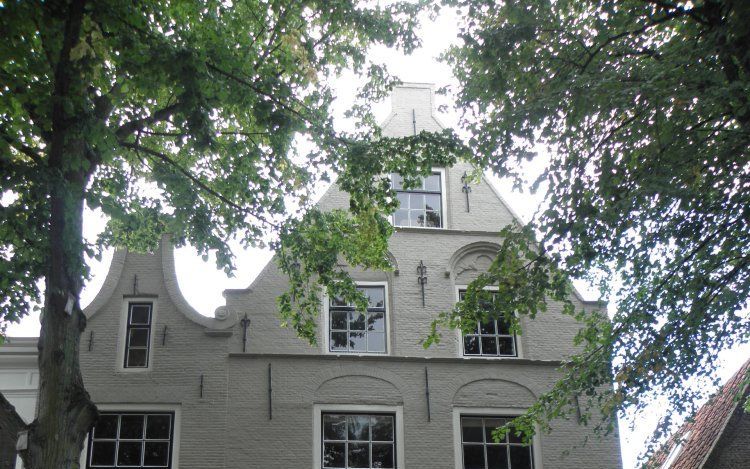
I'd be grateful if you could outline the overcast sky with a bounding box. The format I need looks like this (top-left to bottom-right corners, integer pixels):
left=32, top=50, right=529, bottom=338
left=5, top=7, right=749, bottom=469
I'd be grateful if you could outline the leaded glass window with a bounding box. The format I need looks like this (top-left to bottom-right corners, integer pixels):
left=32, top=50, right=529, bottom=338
left=460, top=416, right=533, bottom=469
left=87, top=412, right=174, bottom=468
left=329, top=286, right=386, bottom=353
left=459, top=291, right=517, bottom=357
left=392, top=173, right=443, bottom=228
left=322, top=413, right=395, bottom=468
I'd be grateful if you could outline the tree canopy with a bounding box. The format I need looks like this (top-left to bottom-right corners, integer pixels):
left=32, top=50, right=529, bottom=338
left=0, top=1, right=465, bottom=467
left=438, top=0, right=750, bottom=460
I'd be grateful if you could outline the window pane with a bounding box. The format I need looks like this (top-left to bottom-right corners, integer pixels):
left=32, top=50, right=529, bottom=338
left=409, top=193, right=425, bottom=210
left=367, top=312, right=385, bottom=332
left=464, top=336, right=480, bottom=355
left=497, top=319, right=511, bottom=335
left=323, top=442, right=345, bottom=468
left=117, top=441, right=142, bottom=466
left=425, top=194, right=441, bottom=212
left=143, top=441, right=170, bottom=467
left=425, top=211, right=441, bottom=228
left=331, top=311, right=348, bottom=330
left=347, top=415, right=370, bottom=441
left=391, top=174, right=403, bottom=190
left=146, top=414, right=171, bottom=439
left=347, top=442, right=370, bottom=468
left=509, top=446, right=533, bottom=469
left=410, top=210, right=425, bottom=227
left=129, top=305, right=151, bottom=324
left=119, top=415, right=144, bottom=439
left=498, top=337, right=515, bottom=356
left=349, top=332, right=367, bottom=352
left=424, top=174, right=441, bottom=192
left=394, top=209, right=409, bottom=227
left=368, top=332, right=385, bottom=353
left=484, top=418, right=507, bottom=443
left=372, top=443, right=394, bottom=468
left=330, top=332, right=348, bottom=351
left=396, top=192, right=409, bottom=209
left=480, top=320, right=496, bottom=335
left=371, top=416, right=394, bottom=441
left=507, top=426, right=524, bottom=444
left=324, top=414, right=347, bottom=440
left=128, top=328, right=149, bottom=347
left=487, top=445, right=510, bottom=469
left=481, top=336, right=498, bottom=355
left=94, top=414, right=119, bottom=439
left=126, top=349, right=148, bottom=367
left=363, top=287, right=385, bottom=308
left=462, top=418, right=484, bottom=442
left=349, top=312, right=366, bottom=331
left=463, top=444, right=485, bottom=469
left=90, top=441, right=116, bottom=466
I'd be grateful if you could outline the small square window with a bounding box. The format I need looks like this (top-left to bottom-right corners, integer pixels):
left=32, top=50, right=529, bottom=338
left=88, top=412, right=174, bottom=468
left=460, top=416, right=533, bottom=469
left=459, top=291, right=518, bottom=358
left=322, top=413, right=395, bottom=469
left=328, top=286, right=387, bottom=354
left=391, top=172, right=443, bottom=228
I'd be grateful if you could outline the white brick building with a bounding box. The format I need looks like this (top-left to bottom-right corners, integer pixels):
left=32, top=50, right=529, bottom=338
left=3, top=84, right=623, bottom=469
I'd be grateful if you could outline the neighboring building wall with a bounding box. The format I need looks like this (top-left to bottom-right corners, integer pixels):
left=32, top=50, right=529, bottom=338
left=702, top=400, right=750, bottom=468
left=0, top=337, right=38, bottom=469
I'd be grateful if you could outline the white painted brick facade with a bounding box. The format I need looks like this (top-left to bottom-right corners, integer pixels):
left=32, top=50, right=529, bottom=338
left=76, top=84, right=622, bottom=468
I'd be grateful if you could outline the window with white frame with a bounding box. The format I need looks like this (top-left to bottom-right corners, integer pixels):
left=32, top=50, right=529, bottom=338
left=322, top=413, right=396, bottom=469
left=87, top=412, right=174, bottom=468
left=329, top=286, right=386, bottom=353
left=459, top=290, right=517, bottom=357
left=460, top=416, right=533, bottom=469
left=124, top=303, right=153, bottom=368
left=392, top=172, right=443, bottom=228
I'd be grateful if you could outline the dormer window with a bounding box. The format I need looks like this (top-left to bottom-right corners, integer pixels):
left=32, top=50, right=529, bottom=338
left=392, top=171, right=444, bottom=228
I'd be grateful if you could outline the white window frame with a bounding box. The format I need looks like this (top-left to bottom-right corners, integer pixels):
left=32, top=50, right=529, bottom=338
left=452, top=407, right=542, bottom=469
left=117, top=298, right=158, bottom=372
left=79, top=403, right=181, bottom=469
left=322, top=281, right=391, bottom=356
left=391, top=167, right=448, bottom=230
left=454, top=286, right=523, bottom=359
left=313, top=404, right=405, bottom=469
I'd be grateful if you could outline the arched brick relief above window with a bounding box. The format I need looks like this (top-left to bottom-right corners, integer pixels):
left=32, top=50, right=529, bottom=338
left=445, top=241, right=502, bottom=282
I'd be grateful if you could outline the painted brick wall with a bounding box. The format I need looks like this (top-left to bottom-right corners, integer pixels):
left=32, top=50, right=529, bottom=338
left=78, top=83, right=622, bottom=468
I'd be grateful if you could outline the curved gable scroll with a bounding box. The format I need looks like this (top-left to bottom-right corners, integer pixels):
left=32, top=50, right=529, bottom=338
left=445, top=241, right=501, bottom=281
left=160, top=235, right=237, bottom=329
left=83, top=235, right=237, bottom=330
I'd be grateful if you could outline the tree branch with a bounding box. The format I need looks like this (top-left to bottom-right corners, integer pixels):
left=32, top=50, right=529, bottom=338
left=118, top=140, right=281, bottom=229
left=115, top=102, right=182, bottom=139
left=580, top=8, right=696, bottom=72
left=0, top=390, right=27, bottom=466
left=0, top=125, right=44, bottom=164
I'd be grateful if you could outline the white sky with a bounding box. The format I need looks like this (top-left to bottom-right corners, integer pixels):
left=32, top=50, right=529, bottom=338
left=5, top=7, right=749, bottom=469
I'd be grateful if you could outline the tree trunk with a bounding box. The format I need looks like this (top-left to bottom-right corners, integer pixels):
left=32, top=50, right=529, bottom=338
left=20, top=179, right=98, bottom=469
left=16, top=1, right=99, bottom=467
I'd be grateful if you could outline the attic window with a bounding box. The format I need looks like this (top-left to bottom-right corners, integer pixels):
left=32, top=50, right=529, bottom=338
left=392, top=172, right=444, bottom=228
left=124, top=303, right=153, bottom=368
